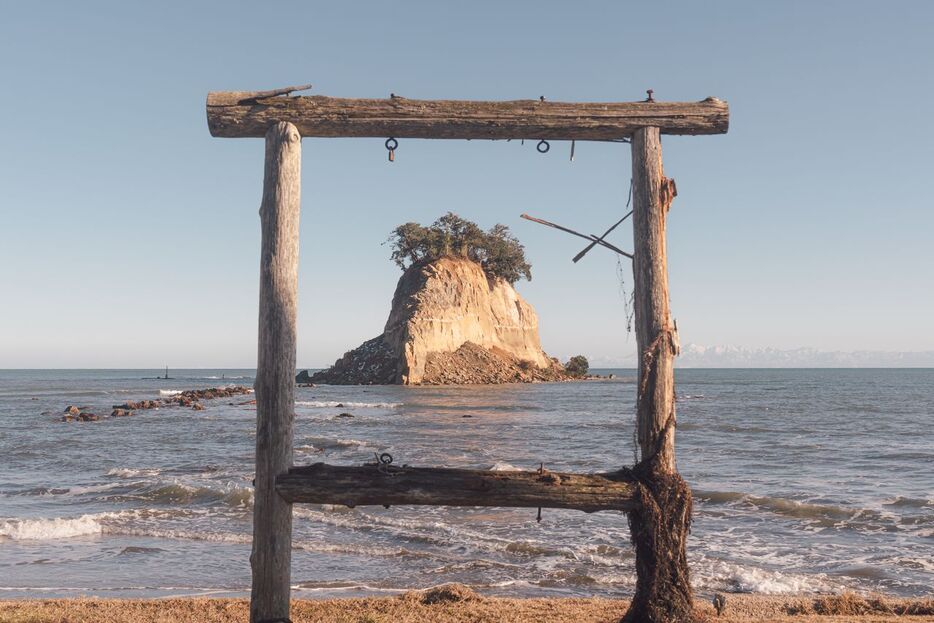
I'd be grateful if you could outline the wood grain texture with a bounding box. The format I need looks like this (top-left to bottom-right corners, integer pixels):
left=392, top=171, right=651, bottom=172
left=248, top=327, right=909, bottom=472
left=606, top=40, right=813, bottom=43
left=277, top=463, right=639, bottom=513
left=206, top=92, right=729, bottom=140
left=630, top=127, right=678, bottom=474
left=251, top=122, right=301, bottom=623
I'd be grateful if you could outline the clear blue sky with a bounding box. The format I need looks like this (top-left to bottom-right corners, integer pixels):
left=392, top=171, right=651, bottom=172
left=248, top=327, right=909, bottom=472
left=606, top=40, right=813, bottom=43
left=2, top=1, right=932, bottom=368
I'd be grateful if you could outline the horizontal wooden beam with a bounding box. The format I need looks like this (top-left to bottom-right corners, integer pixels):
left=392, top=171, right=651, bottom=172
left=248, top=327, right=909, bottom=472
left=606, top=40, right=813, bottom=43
left=276, top=463, right=638, bottom=513
left=206, top=91, right=729, bottom=140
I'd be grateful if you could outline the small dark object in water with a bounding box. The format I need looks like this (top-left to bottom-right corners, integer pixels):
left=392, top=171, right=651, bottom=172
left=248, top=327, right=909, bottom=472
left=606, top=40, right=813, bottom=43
left=462, top=415, right=473, bottom=418
left=713, top=593, right=727, bottom=616
left=336, top=412, right=354, bottom=418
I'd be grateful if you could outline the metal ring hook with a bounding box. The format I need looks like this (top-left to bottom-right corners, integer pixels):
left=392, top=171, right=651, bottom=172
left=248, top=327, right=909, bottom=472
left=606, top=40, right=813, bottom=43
left=385, top=137, right=398, bottom=162
left=536, top=140, right=550, bottom=154
left=373, top=452, right=394, bottom=475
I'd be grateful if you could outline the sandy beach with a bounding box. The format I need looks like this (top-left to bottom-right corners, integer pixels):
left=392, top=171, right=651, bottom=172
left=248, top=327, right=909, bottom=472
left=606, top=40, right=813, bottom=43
left=1, top=590, right=933, bottom=623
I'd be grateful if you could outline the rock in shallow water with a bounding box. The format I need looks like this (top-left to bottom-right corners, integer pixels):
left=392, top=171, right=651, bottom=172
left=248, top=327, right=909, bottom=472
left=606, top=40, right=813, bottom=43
left=310, top=257, right=568, bottom=385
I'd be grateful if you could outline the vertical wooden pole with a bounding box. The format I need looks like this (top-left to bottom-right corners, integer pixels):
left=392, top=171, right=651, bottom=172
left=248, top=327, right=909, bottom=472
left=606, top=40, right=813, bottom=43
left=624, top=127, right=693, bottom=623
left=631, top=126, right=677, bottom=472
left=251, top=121, right=301, bottom=623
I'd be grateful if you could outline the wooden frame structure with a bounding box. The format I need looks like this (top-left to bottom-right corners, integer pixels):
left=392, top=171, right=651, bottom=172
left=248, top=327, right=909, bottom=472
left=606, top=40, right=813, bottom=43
left=206, top=86, right=729, bottom=623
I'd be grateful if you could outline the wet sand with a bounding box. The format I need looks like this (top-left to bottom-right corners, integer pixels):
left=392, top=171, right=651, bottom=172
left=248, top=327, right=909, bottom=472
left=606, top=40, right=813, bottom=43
left=1, top=590, right=932, bottom=623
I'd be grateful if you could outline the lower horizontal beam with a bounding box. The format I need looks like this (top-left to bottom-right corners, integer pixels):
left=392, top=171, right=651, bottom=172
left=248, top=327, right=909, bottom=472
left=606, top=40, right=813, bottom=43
left=276, top=463, right=638, bottom=513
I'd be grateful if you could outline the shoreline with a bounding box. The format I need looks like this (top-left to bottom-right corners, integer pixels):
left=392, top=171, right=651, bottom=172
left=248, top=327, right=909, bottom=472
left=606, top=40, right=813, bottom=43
left=1, top=591, right=932, bottom=623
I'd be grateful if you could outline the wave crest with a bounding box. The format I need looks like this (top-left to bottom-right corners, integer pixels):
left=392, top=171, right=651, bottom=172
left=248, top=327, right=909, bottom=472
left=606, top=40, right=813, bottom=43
left=0, top=514, right=104, bottom=540
left=296, top=401, right=401, bottom=409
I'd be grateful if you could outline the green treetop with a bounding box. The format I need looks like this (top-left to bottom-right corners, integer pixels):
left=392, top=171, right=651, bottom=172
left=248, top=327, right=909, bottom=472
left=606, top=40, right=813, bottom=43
left=387, top=212, right=532, bottom=284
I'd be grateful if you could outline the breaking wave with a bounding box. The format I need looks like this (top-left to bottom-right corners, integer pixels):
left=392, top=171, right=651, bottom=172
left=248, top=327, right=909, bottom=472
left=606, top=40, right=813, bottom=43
left=0, top=512, right=138, bottom=541
left=105, top=468, right=162, bottom=479
left=296, top=401, right=401, bottom=409
left=299, top=436, right=375, bottom=452
left=128, top=482, right=253, bottom=508
left=695, top=490, right=899, bottom=530
left=489, top=462, right=521, bottom=472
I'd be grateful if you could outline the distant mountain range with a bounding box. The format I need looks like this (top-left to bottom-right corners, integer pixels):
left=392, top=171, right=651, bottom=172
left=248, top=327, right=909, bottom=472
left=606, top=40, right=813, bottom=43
left=677, top=344, right=934, bottom=368
left=585, top=344, right=934, bottom=368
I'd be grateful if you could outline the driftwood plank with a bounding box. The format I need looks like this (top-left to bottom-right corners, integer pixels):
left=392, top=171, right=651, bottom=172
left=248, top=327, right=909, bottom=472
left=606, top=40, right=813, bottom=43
left=276, top=463, right=639, bottom=513
left=206, top=92, right=729, bottom=140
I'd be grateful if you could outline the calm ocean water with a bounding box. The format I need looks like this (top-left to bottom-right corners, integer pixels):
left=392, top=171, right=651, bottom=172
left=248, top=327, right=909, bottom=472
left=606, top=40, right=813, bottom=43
left=0, top=369, right=931, bottom=600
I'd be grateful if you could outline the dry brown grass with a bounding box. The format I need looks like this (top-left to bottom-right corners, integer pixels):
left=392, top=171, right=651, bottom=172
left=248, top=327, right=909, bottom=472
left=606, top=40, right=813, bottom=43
left=785, top=592, right=934, bottom=617
left=1, top=589, right=932, bottom=623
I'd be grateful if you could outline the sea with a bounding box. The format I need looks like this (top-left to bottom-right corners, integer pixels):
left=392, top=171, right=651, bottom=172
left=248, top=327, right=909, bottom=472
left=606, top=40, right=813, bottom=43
left=0, top=369, right=932, bottom=600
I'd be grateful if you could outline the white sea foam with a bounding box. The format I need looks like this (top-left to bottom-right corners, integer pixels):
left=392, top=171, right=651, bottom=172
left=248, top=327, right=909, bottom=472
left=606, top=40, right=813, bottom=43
left=296, top=401, right=401, bottom=409
left=159, top=390, right=183, bottom=396
left=489, top=462, right=521, bottom=472
left=0, top=514, right=105, bottom=540
left=293, top=506, right=516, bottom=553
left=292, top=540, right=425, bottom=558
left=66, top=482, right=128, bottom=496
left=693, top=557, right=833, bottom=594
left=109, top=526, right=251, bottom=544
left=292, top=583, right=405, bottom=595
left=300, top=436, right=374, bottom=452
left=105, top=468, right=162, bottom=479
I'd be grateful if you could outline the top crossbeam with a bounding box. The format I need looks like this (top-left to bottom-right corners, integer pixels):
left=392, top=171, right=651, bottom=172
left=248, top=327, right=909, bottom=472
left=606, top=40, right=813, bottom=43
left=206, top=89, right=729, bottom=140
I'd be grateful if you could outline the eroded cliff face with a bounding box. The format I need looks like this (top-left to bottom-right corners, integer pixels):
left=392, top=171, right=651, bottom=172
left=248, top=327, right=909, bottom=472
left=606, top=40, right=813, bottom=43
left=309, top=257, right=564, bottom=385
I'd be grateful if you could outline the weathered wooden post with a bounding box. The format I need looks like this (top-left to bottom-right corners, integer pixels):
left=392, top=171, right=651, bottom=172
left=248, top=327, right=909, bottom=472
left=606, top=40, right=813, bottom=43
left=251, top=121, right=301, bottom=623
left=623, top=126, right=692, bottom=623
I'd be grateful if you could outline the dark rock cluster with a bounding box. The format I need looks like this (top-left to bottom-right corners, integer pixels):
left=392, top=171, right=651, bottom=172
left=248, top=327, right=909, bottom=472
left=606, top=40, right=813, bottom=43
left=301, top=335, right=398, bottom=385
left=420, top=342, right=567, bottom=385
left=61, top=386, right=253, bottom=422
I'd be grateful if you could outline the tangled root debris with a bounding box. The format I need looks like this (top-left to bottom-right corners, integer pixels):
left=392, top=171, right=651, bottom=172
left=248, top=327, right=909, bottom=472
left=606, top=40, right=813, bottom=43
left=404, top=583, right=481, bottom=606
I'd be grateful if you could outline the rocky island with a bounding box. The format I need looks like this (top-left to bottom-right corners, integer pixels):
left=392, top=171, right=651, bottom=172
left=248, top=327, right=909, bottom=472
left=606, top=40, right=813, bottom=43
left=303, top=213, right=572, bottom=385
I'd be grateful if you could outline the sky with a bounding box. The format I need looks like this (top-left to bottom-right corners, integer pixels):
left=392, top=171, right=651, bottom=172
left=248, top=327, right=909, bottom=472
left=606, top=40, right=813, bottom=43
left=1, top=1, right=933, bottom=368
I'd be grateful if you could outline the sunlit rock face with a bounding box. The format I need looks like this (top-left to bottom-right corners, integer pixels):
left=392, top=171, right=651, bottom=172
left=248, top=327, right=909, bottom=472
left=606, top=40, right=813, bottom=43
left=310, top=257, right=564, bottom=385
